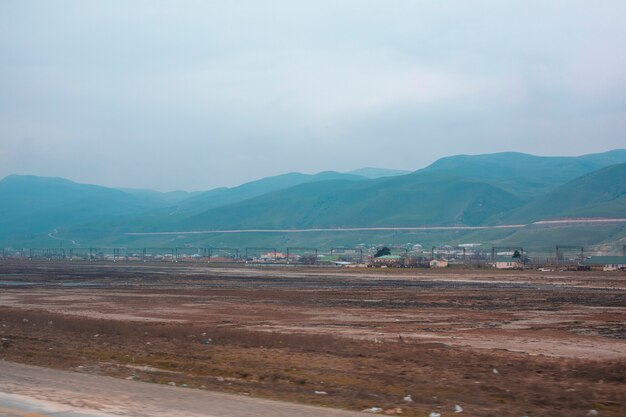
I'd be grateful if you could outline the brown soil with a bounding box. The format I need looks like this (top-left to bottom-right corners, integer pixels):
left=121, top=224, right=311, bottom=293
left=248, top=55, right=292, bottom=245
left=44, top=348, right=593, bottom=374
left=1, top=261, right=625, bottom=417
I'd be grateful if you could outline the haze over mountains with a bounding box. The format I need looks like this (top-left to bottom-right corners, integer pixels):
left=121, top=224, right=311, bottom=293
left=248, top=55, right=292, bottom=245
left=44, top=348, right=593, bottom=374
left=1, top=150, right=625, bottom=248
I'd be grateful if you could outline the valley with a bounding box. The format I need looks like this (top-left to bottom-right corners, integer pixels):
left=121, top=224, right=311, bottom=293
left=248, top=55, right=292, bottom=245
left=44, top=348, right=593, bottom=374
left=2, top=151, right=625, bottom=250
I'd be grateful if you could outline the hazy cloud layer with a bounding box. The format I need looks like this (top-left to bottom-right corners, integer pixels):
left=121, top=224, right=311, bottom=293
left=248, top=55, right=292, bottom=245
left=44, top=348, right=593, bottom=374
left=1, top=1, right=625, bottom=190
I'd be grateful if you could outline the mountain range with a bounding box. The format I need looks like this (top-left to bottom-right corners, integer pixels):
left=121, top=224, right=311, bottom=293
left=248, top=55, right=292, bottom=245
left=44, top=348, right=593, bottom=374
left=1, top=150, right=625, bottom=249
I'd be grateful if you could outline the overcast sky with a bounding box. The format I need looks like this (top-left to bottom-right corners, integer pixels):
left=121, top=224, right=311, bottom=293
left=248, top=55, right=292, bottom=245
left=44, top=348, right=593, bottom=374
left=1, top=1, right=625, bottom=191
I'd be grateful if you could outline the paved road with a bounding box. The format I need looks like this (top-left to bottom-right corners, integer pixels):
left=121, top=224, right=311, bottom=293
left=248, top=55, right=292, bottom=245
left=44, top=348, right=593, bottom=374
left=0, top=391, right=110, bottom=417
left=0, top=362, right=363, bottom=417
left=125, top=217, right=626, bottom=235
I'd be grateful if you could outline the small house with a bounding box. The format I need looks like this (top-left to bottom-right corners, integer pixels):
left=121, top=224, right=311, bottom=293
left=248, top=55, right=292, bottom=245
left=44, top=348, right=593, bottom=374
left=495, top=257, right=523, bottom=269
left=371, top=255, right=404, bottom=267
left=582, top=256, right=626, bottom=271
left=429, top=259, right=448, bottom=268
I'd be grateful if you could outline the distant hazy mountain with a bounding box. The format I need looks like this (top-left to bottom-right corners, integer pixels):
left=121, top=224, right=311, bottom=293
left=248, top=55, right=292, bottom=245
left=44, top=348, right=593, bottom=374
left=0, top=175, right=160, bottom=241
left=419, top=149, right=626, bottom=199
left=58, top=170, right=369, bottom=235
left=176, top=150, right=626, bottom=231
left=179, top=170, right=525, bottom=230
left=120, top=188, right=202, bottom=205
left=171, top=171, right=365, bottom=216
left=506, top=163, right=626, bottom=222
left=2, top=150, right=626, bottom=246
left=347, top=167, right=411, bottom=179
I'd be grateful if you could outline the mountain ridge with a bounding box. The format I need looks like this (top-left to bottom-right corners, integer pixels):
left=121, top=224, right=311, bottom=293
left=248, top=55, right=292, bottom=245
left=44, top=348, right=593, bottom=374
left=1, top=150, right=625, bottom=247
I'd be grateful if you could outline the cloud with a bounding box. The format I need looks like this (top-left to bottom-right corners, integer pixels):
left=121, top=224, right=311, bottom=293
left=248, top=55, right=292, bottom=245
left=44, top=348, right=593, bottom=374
left=1, top=1, right=625, bottom=190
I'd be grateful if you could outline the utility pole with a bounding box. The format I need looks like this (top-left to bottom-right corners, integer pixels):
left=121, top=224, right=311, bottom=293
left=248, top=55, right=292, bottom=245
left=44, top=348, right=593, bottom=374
left=556, top=245, right=584, bottom=262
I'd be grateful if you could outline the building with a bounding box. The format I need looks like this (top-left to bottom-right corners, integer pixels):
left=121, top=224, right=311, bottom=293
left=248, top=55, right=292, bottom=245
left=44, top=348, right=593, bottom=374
left=259, top=251, right=287, bottom=261
left=371, top=255, right=404, bottom=267
left=582, top=256, right=626, bottom=271
left=495, top=257, right=523, bottom=269
left=429, top=259, right=448, bottom=268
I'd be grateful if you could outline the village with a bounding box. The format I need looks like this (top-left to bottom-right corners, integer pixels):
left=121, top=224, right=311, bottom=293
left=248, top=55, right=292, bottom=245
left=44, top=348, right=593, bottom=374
left=3, top=244, right=626, bottom=271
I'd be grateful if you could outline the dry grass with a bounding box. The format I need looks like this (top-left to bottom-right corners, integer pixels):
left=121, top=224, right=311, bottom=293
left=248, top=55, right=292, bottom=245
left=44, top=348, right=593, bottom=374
left=1, top=307, right=625, bottom=417
left=1, top=261, right=625, bottom=416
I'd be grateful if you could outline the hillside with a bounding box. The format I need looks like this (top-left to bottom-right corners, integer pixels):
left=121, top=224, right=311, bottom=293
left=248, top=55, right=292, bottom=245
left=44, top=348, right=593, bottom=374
left=0, top=175, right=161, bottom=241
left=506, top=163, right=626, bottom=222
left=174, top=151, right=626, bottom=232
left=347, top=167, right=411, bottom=179
left=419, top=149, right=626, bottom=199
left=180, top=171, right=525, bottom=230
left=172, top=171, right=365, bottom=216
left=55, top=171, right=369, bottom=236
left=2, top=150, right=626, bottom=247
left=120, top=188, right=202, bottom=205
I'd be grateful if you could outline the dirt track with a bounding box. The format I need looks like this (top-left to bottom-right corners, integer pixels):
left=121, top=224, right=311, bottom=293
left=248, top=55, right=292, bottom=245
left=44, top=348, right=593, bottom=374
left=0, top=361, right=361, bottom=417
left=1, top=262, right=625, bottom=416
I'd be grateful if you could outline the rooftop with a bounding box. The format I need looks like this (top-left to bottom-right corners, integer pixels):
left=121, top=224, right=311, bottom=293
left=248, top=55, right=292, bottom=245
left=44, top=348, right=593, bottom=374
left=582, top=256, right=626, bottom=265
left=495, top=257, right=523, bottom=263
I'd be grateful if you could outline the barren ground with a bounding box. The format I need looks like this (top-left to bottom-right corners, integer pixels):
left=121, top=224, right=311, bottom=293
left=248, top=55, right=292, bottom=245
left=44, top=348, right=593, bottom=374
left=1, top=261, right=625, bottom=417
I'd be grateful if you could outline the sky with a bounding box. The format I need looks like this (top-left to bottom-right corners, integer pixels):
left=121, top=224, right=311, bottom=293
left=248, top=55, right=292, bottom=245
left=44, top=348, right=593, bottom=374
left=1, top=1, right=625, bottom=191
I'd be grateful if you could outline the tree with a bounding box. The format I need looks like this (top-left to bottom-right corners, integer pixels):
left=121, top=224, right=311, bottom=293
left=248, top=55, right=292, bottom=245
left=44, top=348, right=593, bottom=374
left=512, top=250, right=521, bottom=259
left=374, top=247, right=391, bottom=257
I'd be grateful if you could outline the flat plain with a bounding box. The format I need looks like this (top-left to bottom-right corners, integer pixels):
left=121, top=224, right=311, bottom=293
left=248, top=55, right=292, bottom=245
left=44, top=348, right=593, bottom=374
left=1, top=261, right=625, bottom=417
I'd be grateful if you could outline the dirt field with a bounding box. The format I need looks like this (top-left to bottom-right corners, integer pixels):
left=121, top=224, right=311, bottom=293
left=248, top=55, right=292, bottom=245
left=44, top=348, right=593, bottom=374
left=1, top=261, right=625, bottom=416
left=0, top=361, right=363, bottom=417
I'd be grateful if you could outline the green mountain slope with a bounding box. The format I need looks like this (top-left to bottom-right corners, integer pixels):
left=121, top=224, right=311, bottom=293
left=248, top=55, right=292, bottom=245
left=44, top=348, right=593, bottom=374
left=180, top=171, right=525, bottom=230
left=506, top=163, right=626, bottom=222
left=347, top=167, right=411, bottom=179
left=176, top=151, right=626, bottom=232
left=120, top=188, right=202, bottom=205
left=68, top=171, right=368, bottom=234
left=2, top=150, right=626, bottom=247
left=420, top=149, right=626, bottom=198
left=0, top=175, right=162, bottom=241
left=171, top=171, right=365, bottom=216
